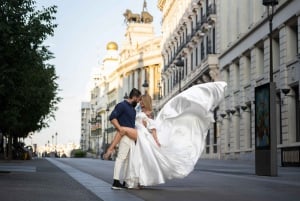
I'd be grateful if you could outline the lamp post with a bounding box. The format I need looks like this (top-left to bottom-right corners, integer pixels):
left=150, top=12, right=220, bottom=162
left=96, top=114, right=102, bottom=157
left=47, top=140, right=50, bottom=154
left=142, top=79, right=149, bottom=95
left=81, top=134, right=84, bottom=150
left=81, top=128, right=85, bottom=150
left=263, top=0, right=278, bottom=83
left=255, top=0, right=278, bottom=176
left=104, top=106, right=110, bottom=152
left=55, top=132, right=58, bottom=148
left=158, top=82, right=162, bottom=100
left=143, top=67, right=149, bottom=94
left=174, top=58, right=184, bottom=93
left=51, top=135, right=54, bottom=147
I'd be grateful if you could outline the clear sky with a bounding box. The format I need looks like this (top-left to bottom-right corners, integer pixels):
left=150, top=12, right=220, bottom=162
left=27, top=0, right=162, bottom=147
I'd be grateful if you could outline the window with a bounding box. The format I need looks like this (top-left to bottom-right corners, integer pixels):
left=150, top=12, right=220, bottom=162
left=256, top=43, right=264, bottom=77
left=294, top=85, right=300, bottom=142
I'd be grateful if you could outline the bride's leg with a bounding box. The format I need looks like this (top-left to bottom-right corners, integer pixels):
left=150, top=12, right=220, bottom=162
left=103, top=131, right=122, bottom=160
left=123, top=127, right=138, bottom=141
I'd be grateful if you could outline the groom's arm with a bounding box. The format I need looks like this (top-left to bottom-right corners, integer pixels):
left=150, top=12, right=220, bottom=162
left=111, top=119, right=125, bottom=135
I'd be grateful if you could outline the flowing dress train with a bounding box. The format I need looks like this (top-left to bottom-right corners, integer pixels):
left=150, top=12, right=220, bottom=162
left=125, top=81, right=227, bottom=188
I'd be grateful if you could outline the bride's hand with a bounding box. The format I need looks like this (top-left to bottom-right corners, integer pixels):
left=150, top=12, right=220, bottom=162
left=142, top=120, right=147, bottom=127
left=155, top=140, right=161, bottom=147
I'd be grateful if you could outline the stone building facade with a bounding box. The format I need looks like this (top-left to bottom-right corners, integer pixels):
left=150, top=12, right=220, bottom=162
left=158, top=0, right=300, bottom=163
left=81, top=7, right=162, bottom=156
left=218, top=0, right=300, bottom=163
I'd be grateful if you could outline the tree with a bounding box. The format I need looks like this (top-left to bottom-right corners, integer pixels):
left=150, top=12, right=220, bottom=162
left=0, top=0, right=60, bottom=159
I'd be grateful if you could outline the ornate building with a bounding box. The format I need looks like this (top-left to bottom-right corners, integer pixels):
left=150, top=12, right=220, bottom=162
left=80, top=102, right=91, bottom=151
left=81, top=3, right=162, bottom=157
left=82, top=0, right=300, bottom=164
left=158, top=0, right=220, bottom=157
left=218, top=0, right=300, bottom=163
left=158, top=0, right=300, bottom=163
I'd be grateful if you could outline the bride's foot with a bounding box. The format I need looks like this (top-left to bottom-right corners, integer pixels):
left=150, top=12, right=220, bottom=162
left=103, top=149, right=114, bottom=160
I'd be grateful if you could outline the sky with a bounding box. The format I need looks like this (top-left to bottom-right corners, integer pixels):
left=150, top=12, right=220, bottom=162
left=26, top=0, right=162, bottom=147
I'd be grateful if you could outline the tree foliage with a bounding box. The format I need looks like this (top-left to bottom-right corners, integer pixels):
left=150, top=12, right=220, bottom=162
left=0, top=0, right=60, bottom=139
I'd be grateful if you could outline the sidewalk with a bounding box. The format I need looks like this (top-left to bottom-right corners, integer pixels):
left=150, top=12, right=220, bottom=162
left=196, top=159, right=300, bottom=185
left=0, top=158, right=104, bottom=201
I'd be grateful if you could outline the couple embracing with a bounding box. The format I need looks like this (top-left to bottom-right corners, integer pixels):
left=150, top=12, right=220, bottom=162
left=105, top=81, right=227, bottom=190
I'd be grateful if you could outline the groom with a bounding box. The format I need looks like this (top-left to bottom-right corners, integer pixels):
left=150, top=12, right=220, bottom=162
left=109, top=88, right=141, bottom=190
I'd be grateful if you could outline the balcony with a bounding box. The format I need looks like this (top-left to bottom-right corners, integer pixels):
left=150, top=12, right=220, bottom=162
left=207, top=3, right=216, bottom=24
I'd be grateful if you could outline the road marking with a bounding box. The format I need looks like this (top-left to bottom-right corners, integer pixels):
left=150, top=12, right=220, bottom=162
left=47, top=158, right=144, bottom=201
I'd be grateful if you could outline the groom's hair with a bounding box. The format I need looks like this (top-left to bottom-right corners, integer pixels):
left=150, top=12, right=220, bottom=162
left=129, top=88, right=141, bottom=98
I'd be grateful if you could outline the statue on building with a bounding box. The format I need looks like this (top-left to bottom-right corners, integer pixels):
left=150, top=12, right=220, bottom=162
left=141, top=11, right=153, bottom=23
left=123, top=9, right=141, bottom=23
left=141, top=0, right=153, bottom=23
left=123, top=0, right=153, bottom=24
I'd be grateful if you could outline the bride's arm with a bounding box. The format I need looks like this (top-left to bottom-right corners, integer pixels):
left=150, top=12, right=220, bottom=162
left=143, top=114, right=161, bottom=147
left=151, top=128, right=160, bottom=147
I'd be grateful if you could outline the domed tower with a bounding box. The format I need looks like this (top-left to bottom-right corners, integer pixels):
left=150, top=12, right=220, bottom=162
left=102, top=41, right=119, bottom=76
left=106, top=41, right=118, bottom=51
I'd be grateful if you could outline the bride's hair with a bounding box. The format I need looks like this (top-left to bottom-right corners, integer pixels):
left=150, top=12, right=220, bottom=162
left=141, top=94, right=152, bottom=112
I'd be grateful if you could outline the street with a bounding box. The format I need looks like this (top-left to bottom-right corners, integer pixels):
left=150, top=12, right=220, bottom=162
left=50, top=158, right=300, bottom=201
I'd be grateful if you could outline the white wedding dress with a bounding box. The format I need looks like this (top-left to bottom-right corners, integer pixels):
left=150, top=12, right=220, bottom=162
left=124, top=81, right=227, bottom=188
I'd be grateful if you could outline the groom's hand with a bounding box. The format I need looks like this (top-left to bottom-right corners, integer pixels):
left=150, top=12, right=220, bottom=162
left=119, top=127, right=125, bottom=136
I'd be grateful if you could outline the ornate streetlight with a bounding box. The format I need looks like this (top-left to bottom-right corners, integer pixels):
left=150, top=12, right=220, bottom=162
left=143, top=67, right=149, bottom=94
left=95, top=114, right=101, bottom=157
left=174, top=57, right=184, bottom=93
left=55, top=132, right=58, bottom=148
left=103, top=106, right=110, bottom=153
left=158, top=82, right=162, bottom=100
left=123, top=92, right=129, bottom=99
left=263, top=0, right=278, bottom=83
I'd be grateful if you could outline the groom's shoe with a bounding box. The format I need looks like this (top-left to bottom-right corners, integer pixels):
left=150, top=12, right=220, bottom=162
left=122, top=181, right=128, bottom=189
left=111, top=180, right=124, bottom=190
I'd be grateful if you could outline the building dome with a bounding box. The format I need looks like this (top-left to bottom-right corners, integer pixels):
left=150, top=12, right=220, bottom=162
left=106, top=41, right=118, bottom=50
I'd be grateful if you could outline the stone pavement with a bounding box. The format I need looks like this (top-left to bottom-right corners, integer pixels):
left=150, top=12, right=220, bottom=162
left=0, top=158, right=141, bottom=201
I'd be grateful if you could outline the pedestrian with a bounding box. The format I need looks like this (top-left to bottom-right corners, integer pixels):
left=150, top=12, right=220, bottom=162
left=108, top=88, right=141, bottom=190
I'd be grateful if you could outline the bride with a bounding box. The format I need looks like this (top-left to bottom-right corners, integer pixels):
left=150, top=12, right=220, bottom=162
left=104, top=81, right=227, bottom=188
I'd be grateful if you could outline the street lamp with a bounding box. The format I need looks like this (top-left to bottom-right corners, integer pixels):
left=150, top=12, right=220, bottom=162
left=143, top=67, right=149, bottom=94
left=142, top=80, right=149, bottom=88
left=81, top=128, right=85, bottom=150
left=81, top=134, right=84, bottom=150
left=158, top=82, right=162, bottom=100
left=55, top=132, right=58, bottom=148
left=263, top=0, right=278, bottom=83
left=96, top=114, right=101, bottom=157
left=103, top=106, right=110, bottom=152
left=174, top=57, right=184, bottom=93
